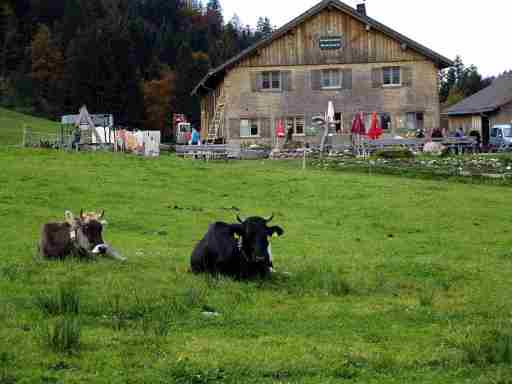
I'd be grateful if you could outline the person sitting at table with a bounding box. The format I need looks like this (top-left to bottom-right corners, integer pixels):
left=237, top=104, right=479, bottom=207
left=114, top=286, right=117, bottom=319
left=455, top=127, right=465, bottom=138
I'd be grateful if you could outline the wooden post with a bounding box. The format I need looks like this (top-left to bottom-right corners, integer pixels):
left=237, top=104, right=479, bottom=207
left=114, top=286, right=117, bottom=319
left=303, top=149, right=307, bottom=170
left=22, top=125, right=26, bottom=147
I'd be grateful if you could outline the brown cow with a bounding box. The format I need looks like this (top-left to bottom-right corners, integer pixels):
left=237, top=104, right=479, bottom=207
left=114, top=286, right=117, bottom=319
left=39, top=210, right=126, bottom=261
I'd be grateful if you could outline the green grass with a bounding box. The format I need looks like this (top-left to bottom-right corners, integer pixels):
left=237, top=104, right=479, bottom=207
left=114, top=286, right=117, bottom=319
left=1, top=147, right=512, bottom=383
left=0, top=107, right=59, bottom=146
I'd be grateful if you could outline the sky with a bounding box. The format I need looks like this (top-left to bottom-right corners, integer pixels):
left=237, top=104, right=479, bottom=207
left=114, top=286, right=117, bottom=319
left=221, top=0, right=511, bottom=77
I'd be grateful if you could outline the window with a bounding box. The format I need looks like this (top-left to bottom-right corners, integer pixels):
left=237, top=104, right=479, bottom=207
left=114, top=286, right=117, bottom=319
left=321, top=69, right=341, bottom=89
left=240, top=119, right=259, bottom=137
left=380, top=113, right=391, bottom=130
left=405, top=112, right=424, bottom=131
left=334, top=112, right=343, bottom=133
left=262, top=71, right=281, bottom=90
left=383, top=67, right=401, bottom=86
left=285, top=116, right=305, bottom=135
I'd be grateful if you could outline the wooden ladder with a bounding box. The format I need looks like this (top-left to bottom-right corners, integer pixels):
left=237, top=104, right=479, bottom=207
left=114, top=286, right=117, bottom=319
left=208, top=97, right=225, bottom=143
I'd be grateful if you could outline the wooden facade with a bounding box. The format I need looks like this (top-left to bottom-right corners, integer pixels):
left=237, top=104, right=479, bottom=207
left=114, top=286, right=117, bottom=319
left=194, top=0, right=452, bottom=145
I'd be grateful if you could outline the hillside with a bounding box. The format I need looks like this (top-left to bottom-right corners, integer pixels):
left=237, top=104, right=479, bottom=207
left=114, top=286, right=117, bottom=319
left=1, top=148, right=511, bottom=383
left=0, top=107, right=59, bottom=146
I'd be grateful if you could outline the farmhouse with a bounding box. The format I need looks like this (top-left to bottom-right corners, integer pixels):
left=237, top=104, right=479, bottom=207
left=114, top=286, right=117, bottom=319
left=192, top=0, right=453, bottom=145
left=445, top=72, right=512, bottom=145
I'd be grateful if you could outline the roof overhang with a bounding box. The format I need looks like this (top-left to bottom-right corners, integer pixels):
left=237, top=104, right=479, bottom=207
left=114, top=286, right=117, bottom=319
left=445, top=107, right=500, bottom=116
left=192, top=0, right=454, bottom=96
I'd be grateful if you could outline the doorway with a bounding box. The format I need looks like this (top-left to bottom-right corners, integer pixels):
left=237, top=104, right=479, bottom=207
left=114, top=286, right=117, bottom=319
left=482, top=116, right=490, bottom=146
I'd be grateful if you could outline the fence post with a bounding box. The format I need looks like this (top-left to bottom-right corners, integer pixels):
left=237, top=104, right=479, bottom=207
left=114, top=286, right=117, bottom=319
left=22, top=125, right=26, bottom=147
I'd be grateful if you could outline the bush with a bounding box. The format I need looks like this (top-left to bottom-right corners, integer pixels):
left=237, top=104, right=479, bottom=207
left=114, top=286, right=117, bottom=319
left=43, top=316, right=81, bottom=354
left=373, top=149, right=414, bottom=160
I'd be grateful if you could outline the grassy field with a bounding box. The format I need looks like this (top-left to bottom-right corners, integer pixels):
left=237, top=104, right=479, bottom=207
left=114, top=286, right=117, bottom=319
left=0, top=107, right=59, bottom=146
left=1, top=147, right=512, bottom=383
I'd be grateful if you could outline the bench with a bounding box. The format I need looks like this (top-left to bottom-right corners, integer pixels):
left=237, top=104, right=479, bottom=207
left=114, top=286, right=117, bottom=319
left=175, top=143, right=241, bottom=160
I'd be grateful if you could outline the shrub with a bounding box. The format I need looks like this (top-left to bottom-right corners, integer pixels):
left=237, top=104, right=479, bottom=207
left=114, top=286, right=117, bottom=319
left=373, top=149, right=414, bottom=160
left=43, top=316, right=81, bottom=354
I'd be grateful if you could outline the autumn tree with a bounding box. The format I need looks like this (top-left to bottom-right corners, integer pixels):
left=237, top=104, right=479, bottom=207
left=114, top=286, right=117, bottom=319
left=30, top=24, right=64, bottom=116
left=143, top=70, right=176, bottom=140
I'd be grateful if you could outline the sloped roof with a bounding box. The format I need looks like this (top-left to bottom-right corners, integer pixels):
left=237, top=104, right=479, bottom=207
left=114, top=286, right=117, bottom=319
left=446, top=72, right=512, bottom=116
left=192, top=0, right=453, bottom=95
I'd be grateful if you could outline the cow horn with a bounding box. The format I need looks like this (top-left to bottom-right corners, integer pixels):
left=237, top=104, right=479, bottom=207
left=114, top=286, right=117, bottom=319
left=80, top=209, right=84, bottom=220
left=265, top=214, right=274, bottom=223
left=236, top=215, right=244, bottom=223
left=99, top=210, right=105, bottom=219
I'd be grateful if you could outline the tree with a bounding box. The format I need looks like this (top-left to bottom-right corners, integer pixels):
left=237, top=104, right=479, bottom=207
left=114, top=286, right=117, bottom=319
left=30, top=24, right=64, bottom=116
left=256, top=17, right=272, bottom=39
left=440, top=55, right=490, bottom=105
left=143, top=69, right=176, bottom=139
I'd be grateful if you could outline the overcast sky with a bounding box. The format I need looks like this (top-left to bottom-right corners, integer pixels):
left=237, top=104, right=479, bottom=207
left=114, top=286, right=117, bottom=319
left=221, top=0, right=511, bottom=77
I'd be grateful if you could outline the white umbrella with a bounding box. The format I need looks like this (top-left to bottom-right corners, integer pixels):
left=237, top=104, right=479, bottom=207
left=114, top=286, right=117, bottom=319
left=320, top=101, right=335, bottom=153
left=327, top=101, right=335, bottom=124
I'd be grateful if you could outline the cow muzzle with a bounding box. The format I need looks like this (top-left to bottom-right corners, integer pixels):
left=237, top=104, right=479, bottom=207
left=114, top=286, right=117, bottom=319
left=92, top=244, right=108, bottom=255
left=92, top=244, right=127, bottom=262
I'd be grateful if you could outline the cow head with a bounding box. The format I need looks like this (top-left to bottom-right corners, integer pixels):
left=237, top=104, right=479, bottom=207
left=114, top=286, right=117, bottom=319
left=232, top=215, right=284, bottom=266
left=65, top=210, right=108, bottom=256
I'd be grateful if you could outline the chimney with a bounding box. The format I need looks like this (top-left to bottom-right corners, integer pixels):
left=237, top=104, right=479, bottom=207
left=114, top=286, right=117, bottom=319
left=356, top=3, right=367, bottom=16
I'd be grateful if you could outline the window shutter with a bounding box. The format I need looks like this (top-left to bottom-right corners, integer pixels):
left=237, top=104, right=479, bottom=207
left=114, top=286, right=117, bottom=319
left=311, top=70, right=321, bottom=90
left=250, top=72, right=263, bottom=92
left=342, top=69, right=352, bottom=90
left=229, top=118, right=241, bottom=138
left=402, top=67, right=413, bottom=87
left=372, top=68, right=382, bottom=88
left=281, top=71, right=293, bottom=92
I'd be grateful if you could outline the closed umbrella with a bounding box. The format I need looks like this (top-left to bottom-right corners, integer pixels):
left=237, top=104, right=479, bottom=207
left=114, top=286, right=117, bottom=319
left=320, top=101, right=335, bottom=153
left=351, top=112, right=366, bottom=156
left=327, top=101, right=335, bottom=124
left=367, top=112, right=383, bottom=140
left=351, top=112, right=365, bottom=135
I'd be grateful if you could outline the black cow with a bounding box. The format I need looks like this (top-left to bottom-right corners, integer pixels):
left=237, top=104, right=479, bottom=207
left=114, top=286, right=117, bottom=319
left=39, top=210, right=126, bottom=261
left=190, top=215, right=284, bottom=279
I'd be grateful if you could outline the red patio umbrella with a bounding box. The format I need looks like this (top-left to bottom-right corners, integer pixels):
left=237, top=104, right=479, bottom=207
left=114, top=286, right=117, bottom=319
left=367, top=112, right=383, bottom=140
left=351, top=112, right=365, bottom=135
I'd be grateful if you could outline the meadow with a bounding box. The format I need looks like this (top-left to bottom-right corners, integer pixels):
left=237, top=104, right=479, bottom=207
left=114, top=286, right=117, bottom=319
left=1, top=147, right=512, bottom=383
left=0, top=107, right=59, bottom=146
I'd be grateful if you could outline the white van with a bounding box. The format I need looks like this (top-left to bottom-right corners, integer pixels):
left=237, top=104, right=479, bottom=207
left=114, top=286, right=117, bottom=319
left=489, top=124, right=512, bottom=149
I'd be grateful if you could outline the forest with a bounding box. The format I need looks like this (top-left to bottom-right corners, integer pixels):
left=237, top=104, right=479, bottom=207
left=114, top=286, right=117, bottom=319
left=0, top=0, right=493, bottom=136
left=0, top=0, right=273, bottom=135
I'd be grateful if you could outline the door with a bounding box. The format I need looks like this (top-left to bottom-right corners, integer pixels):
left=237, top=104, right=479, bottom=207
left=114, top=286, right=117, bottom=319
left=482, top=116, right=490, bottom=146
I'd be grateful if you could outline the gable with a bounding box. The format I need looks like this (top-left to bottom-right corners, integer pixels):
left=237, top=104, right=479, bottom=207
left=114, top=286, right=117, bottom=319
left=240, top=8, right=425, bottom=68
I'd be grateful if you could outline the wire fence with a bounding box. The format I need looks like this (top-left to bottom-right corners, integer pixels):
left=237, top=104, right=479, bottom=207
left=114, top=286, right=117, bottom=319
left=22, top=126, right=72, bottom=149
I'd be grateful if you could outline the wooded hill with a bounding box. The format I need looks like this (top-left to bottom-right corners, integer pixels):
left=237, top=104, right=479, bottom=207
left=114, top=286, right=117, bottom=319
left=0, top=0, right=273, bottom=135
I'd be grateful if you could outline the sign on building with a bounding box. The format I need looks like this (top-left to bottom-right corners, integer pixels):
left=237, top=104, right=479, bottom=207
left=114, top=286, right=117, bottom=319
left=319, top=36, right=343, bottom=50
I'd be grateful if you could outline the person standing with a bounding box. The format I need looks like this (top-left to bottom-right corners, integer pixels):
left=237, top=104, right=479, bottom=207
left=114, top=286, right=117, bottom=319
left=190, top=127, right=201, bottom=145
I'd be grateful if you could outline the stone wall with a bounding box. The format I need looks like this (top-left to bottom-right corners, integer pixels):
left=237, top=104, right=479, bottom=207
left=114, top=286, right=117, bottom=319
left=221, top=60, right=440, bottom=145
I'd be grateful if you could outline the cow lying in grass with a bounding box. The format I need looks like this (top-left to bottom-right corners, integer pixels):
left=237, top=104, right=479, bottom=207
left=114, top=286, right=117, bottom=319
left=190, top=215, right=284, bottom=279
left=39, top=210, right=126, bottom=261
